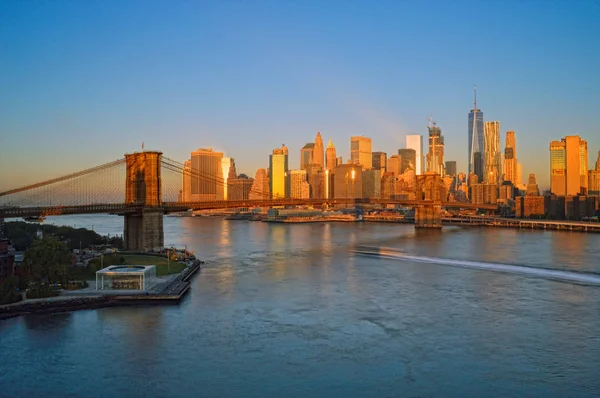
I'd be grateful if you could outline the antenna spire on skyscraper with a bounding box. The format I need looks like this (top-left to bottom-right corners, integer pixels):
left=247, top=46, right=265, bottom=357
left=474, top=85, right=477, bottom=110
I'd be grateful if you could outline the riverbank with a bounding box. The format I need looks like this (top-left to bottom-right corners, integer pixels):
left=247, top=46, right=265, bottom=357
left=0, top=260, right=203, bottom=321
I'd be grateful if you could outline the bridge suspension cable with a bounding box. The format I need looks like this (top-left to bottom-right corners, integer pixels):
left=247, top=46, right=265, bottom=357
left=0, top=158, right=126, bottom=208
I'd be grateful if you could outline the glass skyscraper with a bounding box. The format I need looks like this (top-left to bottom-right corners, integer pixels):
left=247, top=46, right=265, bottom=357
left=468, top=87, right=484, bottom=181
left=405, top=135, right=423, bottom=175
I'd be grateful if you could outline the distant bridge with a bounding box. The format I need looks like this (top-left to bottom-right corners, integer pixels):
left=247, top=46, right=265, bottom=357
left=0, top=151, right=497, bottom=250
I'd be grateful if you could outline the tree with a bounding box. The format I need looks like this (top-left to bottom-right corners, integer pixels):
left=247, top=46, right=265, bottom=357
left=23, top=237, right=73, bottom=284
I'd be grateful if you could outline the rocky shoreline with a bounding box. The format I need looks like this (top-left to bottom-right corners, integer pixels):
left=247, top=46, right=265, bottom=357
left=0, top=296, right=115, bottom=321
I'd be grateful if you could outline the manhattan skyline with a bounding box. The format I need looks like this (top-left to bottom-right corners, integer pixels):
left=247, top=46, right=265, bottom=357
left=1, top=1, right=599, bottom=191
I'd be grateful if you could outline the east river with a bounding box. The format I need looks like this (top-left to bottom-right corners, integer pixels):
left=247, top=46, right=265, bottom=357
left=1, top=215, right=600, bottom=397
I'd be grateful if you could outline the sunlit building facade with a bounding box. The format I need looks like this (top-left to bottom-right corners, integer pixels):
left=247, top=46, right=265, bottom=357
left=484, top=121, right=501, bottom=185
left=249, top=168, right=269, bottom=199
left=426, top=122, right=444, bottom=175
left=290, top=170, right=310, bottom=199
left=269, top=145, right=289, bottom=199
left=332, top=164, right=362, bottom=199
left=362, top=169, right=382, bottom=199
left=405, top=135, right=423, bottom=175
left=387, top=155, right=401, bottom=176
left=468, top=87, right=484, bottom=180
left=372, top=152, right=387, bottom=172
left=504, top=131, right=517, bottom=184
left=190, top=148, right=224, bottom=201
left=350, top=136, right=372, bottom=169
left=398, top=148, right=416, bottom=174
left=550, top=135, right=588, bottom=196
left=221, top=158, right=237, bottom=200
left=326, top=138, right=337, bottom=171
left=313, top=132, right=324, bottom=170
left=300, top=143, right=314, bottom=170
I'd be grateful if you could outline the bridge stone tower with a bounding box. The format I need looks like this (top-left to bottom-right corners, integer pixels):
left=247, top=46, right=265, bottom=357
left=124, top=151, right=164, bottom=251
left=415, top=172, right=443, bottom=228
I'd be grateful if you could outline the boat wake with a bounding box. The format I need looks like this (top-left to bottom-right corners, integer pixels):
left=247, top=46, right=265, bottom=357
left=353, top=246, right=600, bottom=286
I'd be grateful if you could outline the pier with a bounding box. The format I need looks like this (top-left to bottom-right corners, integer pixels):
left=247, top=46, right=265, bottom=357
left=443, top=216, right=600, bottom=233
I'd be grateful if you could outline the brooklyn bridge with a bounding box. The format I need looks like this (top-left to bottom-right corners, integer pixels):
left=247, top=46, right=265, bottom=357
left=0, top=151, right=497, bottom=250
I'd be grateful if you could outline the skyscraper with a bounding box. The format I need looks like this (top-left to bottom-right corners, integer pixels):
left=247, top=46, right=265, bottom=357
left=580, top=139, right=589, bottom=193
left=549, top=135, right=588, bottom=196
left=249, top=168, right=269, bottom=199
left=300, top=143, right=314, bottom=170
left=445, top=161, right=457, bottom=177
left=221, top=158, right=237, bottom=200
left=550, top=140, right=567, bottom=195
left=313, top=132, right=324, bottom=170
left=326, top=138, right=337, bottom=171
left=228, top=174, right=254, bottom=201
left=405, top=135, right=423, bottom=175
left=290, top=170, right=310, bottom=199
left=468, top=86, right=484, bottom=181
left=398, top=148, right=416, bottom=174
left=426, top=120, right=444, bottom=175
left=387, top=155, right=401, bottom=176
left=332, top=164, right=362, bottom=199
left=350, top=136, right=372, bottom=169
left=588, top=151, right=600, bottom=195
left=372, top=152, right=387, bottom=171
left=526, top=174, right=540, bottom=196
left=190, top=148, right=224, bottom=201
left=269, top=145, right=289, bottom=199
left=484, top=121, right=501, bottom=185
left=504, top=131, right=517, bottom=184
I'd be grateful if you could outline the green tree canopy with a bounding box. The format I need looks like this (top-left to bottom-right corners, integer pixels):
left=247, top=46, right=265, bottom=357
left=23, top=237, right=73, bottom=284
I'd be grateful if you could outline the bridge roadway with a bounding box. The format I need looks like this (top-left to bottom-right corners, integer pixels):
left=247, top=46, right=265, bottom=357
left=0, top=199, right=497, bottom=219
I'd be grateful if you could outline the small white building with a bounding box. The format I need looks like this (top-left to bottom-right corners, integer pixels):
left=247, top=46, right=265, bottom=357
left=95, top=265, right=157, bottom=291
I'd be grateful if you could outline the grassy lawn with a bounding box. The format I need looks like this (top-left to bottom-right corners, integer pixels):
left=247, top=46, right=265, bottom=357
left=76, top=254, right=186, bottom=280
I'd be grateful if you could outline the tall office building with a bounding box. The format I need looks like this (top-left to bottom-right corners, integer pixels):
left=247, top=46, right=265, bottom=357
left=398, top=148, right=416, bottom=174
left=484, top=121, right=501, bottom=184
left=326, top=138, right=337, bottom=170
left=387, top=155, right=401, bottom=176
left=526, top=174, right=540, bottom=196
left=580, top=140, right=589, bottom=192
left=332, top=164, right=362, bottom=199
left=549, top=135, right=588, bottom=196
left=221, top=158, right=236, bottom=200
left=372, top=152, right=387, bottom=171
left=516, top=162, right=523, bottom=188
left=290, top=170, right=310, bottom=199
left=269, top=145, right=289, bottom=199
left=426, top=121, right=444, bottom=175
left=300, top=143, right=314, bottom=170
left=228, top=175, right=254, bottom=201
left=313, top=132, right=324, bottom=170
left=445, top=161, right=457, bottom=177
left=362, top=169, right=382, bottom=199
left=405, top=135, right=423, bottom=175
left=350, top=136, right=372, bottom=169
left=589, top=151, right=600, bottom=195
left=468, top=86, right=484, bottom=181
left=249, top=168, right=269, bottom=199
left=504, top=131, right=517, bottom=184
left=190, top=148, right=224, bottom=201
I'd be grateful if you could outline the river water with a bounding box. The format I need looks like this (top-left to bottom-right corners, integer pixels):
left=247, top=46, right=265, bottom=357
left=1, top=215, right=600, bottom=397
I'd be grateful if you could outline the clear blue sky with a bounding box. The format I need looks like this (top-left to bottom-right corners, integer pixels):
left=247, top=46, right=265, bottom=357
left=1, top=0, right=599, bottom=190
